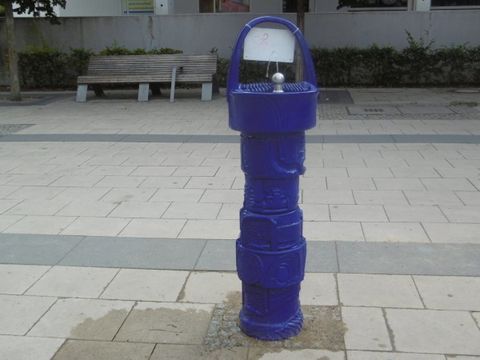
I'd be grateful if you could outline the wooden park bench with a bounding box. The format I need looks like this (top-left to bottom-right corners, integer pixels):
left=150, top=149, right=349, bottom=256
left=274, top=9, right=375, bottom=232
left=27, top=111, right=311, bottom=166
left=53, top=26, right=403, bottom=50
left=76, top=54, right=217, bottom=102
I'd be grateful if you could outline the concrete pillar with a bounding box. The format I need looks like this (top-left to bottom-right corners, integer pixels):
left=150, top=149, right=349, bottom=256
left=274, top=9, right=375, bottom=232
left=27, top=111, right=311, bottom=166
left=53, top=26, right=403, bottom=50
left=409, top=0, right=431, bottom=11
left=312, top=0, right=339, bottom=12
left=174, top=0, right=199, bottom=14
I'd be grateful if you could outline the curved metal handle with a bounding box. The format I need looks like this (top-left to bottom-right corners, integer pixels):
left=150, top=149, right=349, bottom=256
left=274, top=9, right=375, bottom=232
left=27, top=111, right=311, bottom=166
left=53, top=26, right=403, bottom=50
left=227, top=16, right=317, bottom=94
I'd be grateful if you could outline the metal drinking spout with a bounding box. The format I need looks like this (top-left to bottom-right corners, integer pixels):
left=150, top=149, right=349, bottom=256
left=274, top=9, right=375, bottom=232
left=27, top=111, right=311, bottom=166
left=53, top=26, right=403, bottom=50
left=272, top=72, right=285, bottom=93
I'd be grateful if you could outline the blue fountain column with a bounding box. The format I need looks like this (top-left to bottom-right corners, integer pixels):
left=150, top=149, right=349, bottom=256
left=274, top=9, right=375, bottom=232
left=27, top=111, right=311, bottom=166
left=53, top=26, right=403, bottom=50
left=227, top=16, right=318, bottom=341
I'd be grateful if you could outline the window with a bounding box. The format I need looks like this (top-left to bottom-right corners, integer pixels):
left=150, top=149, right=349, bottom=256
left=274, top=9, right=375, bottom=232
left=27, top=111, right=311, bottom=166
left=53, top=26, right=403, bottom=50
left=337, top=0, right=407, bottom=9
left=283, top=0, right=310, bottom=12
left=432, top=0, right=480, bottom=5
left=199, top=0, right=250, bottom=13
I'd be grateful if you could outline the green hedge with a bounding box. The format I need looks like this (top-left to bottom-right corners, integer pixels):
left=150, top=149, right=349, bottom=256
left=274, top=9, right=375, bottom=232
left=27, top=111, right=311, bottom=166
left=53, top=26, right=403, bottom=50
left=219, top=35, right=480, bottom=87
left=16, top=37, right=480, bottom=89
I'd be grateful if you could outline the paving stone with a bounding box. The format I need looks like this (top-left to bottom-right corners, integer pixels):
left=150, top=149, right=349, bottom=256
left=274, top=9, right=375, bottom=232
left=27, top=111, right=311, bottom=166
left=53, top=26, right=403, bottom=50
left=330, top=205, right=388, bottom=222
left=94, top=175, right=146, bottom=188
left=181, top=272, right=240, bottom=303
left=298, top=204, right=330, bottom=221
left=120, top=218, right=185, bottom=238
left=163, top=202, right=222, bottom=220
left=200, top=189, right=243, bottom=203
left=424, top=223, right=480, bottom=244
left=0, top=335, right=64, bottom=360
left=338, top=274, right=423, bottom=308
left=57, top=200, right=118, bottom=217
left=0, top=233, right=83, bottom=265
left=300, top=273, right=338, bottom=306
left=131, top=166, right=176, bottom=176
left=55, top=187, right=111, bottom=202
left=0, top=215, right=23, bottom=231
left=0, top=264, right=49, bottom=294
left=362, top=222, right=430, bottom=243
left=140, top=176, right=190, bottom=189
left=304, top=221, right=364, bottom=241
left=89, top=165, right=136, bottom=176
left=217, top=203, right=240, bottom=220
left=100, top=188, right=156, bottom=202
left=353, top=190, right=408, bottom=205
left=456, top=191, right=480, bottom=206
left=115, top=302, right=214, bottom=344
left=62, top=217, right=130, bottom=236
left=102, top=269, right=188, bottom=301
left=414, top=275, right=480, bottom=311
left=0, top=295, right=56, bottom=335
left=390, top=167, right=440, bottom=178
left=445, top=356, right=480, bottom=360
left=7, top=199, right=69, bottom=216
left=29, top=298, right=133, bottom=340
left=422, top=178, right=477, bottom=191
left=441, top=206, right=480, bottom=223
left=347, top=167, right=393, bottom=178
left=342, top=307, right=392, bottom=351
left=186, top=177, right=235, bottom=189
left=347, top=351, right=444, bottom=360
left=60, top=236, right=204, bottom=270
left=299, top=177, right=327, bottom=190
left=6, top=186, right=65, bottom=201
left=250, top=349, right=345, bottom=360
left=384, top=205, right=447, bottom=222
left=109, top=201, right=169, bottom=218
left=374, top=178, right=425, bottom=190
left=151, top=188, right=205, bottom=202
left=51, top=175, right=104, bottom=187
left=27, top=266, right=118, bottom=298
left=302, top=190, right=355, bottom=204
left=173, top=166, right=218, bottom=176
left=386, top=309, right=480, bottom=355
left=404, top=190, right=464, bottom=206
left=151, top=344, right=248, bottom=360
left=180, top=220, right=238, bottom=239
left=52, top=340, right=154, bottom=360
left=327, top=178, right=376, bottom=191
left=5, top=216, right=76, bottom=235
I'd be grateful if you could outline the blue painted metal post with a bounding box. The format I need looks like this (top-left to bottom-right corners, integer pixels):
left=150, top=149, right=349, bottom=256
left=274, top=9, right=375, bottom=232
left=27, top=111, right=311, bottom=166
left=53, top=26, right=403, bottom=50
left=227, top=17, right=319, bottom=340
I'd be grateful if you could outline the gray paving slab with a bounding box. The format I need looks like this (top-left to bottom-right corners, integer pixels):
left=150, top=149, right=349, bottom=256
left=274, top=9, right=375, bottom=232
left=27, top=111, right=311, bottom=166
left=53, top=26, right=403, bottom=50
left=1, top=234, right=480, bottom=276
left=59, top=236, right=206, bottom=270
left=306, top=241, right=339, bottom=273
left=337, top=242, right=480, bottom=276
left=0, top=233, right=83, bottom=265
left=195, top=240, right=236, bottom=271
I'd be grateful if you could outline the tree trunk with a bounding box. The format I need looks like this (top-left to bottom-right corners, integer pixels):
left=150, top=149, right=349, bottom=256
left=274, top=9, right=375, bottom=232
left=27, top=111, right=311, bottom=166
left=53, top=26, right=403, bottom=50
left=4, top=1, right=21, bottom=101
left=295, top=0, right=306, bottom=82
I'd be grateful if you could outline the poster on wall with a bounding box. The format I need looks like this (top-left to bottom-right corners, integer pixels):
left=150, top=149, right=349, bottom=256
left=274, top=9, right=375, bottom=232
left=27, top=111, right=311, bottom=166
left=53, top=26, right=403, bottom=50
left=219, top=0, right=250, bottom=12
left=123, top=0, right=154, bottom=14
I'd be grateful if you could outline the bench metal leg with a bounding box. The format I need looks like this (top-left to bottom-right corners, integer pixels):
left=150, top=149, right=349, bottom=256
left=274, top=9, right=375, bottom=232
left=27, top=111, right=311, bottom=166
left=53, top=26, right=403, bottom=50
left=138, top=83, right=150, bottom=102
left=170, top=66, right=177, bottom=103
left=76, top=84, right=88, bottom=102
left=201, top=83, right=213, bottom=101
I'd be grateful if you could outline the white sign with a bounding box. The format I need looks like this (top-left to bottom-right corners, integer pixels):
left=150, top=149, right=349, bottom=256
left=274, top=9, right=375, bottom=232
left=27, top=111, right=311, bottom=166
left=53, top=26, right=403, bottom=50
left=243, top=27, right=295, bottom=63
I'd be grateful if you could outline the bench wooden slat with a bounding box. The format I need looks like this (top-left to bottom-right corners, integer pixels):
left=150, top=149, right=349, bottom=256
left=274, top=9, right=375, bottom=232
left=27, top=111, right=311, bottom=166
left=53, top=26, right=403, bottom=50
left=76, top=54, right=217, bottom=102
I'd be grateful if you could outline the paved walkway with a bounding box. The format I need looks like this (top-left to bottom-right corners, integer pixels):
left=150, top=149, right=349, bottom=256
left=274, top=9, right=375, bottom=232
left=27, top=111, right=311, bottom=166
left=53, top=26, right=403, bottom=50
left=0, top=88, right=479, bottom=359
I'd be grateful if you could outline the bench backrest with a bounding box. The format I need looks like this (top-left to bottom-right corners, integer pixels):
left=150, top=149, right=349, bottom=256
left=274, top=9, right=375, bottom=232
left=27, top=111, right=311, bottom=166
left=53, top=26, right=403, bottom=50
left=86, top=54, right=217, bottom=81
